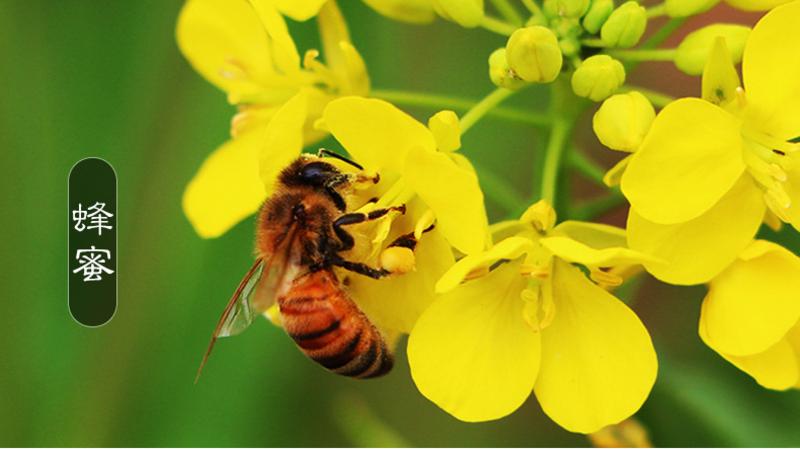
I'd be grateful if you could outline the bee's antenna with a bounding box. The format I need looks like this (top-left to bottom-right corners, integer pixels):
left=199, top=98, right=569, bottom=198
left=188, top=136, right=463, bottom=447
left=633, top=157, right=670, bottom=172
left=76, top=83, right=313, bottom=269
left=317, top=148, right=364, bottom=171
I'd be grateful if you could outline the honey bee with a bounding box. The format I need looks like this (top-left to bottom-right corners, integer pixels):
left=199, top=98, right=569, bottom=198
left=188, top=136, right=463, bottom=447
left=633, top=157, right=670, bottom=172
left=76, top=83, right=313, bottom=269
left=196, top=150, right=421, bottom=381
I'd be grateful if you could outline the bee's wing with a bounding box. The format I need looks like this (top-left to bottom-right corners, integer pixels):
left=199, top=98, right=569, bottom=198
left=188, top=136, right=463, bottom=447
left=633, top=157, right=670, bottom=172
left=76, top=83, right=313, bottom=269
left=215, top=257, right=266, bottom=338
left=195, top=225, right=300, bottom=383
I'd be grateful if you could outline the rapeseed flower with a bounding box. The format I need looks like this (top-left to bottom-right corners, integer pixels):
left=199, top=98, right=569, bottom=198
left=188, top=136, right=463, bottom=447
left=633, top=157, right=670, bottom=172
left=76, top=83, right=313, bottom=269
left=178, top=0, right=369, bottom=238
left=257, top=96, right=488, bottom=337
left=407, top=201, right=657, bottom=433
left=621, top=1, right=800, bottom=285
left=304, top=96, right=489, bottom=333
left=699, top=240, right=800, bottom=390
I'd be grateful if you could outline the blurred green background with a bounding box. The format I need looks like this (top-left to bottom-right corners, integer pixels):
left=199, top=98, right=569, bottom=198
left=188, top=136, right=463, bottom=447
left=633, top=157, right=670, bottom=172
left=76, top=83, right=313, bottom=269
left=2, top=0, right=800, bottom=446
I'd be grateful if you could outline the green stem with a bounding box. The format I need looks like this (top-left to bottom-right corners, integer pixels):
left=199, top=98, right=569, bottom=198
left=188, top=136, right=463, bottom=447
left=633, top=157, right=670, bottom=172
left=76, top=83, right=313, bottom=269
left=541, top=117, right=570, bottom=205
left=607, top=48, right=676, bottom=62
left=480, top=15, right=518, bottom=36
left=641, top=18, right=687, bottom=50
left=473, top=161, right=528, bottom=213
left=569, top=190, right=627, bottom=221
left=490, top=0, right=523, bottom=25
left=622, top=85, right=675, bottom=108
left=581, top=38, right=607, bottom=48
left=646, top=3, right=667, bottom=18
left=460, top=87, right=518, bottom=134
left=371, top=88, right=550, bottom=126
left=567, top=149, right=606, bottom=185
left=538, top=80, right=576, bottom=205
left=520, top=0, right=545, bottom=20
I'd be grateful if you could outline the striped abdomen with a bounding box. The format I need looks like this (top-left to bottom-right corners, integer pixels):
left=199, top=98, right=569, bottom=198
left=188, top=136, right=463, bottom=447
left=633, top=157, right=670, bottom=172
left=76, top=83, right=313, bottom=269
left=278, top=270, right=393, bottom=378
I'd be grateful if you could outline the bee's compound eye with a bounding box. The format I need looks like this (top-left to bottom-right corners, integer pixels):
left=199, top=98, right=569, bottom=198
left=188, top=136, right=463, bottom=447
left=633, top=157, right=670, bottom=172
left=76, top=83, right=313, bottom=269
left=299, top=161, right=337, bottom=185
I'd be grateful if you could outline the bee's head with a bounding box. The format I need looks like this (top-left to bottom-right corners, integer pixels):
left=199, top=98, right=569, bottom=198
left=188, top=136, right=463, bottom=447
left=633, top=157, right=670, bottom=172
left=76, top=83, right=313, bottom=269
left=280, top=156, right=344, bottom=189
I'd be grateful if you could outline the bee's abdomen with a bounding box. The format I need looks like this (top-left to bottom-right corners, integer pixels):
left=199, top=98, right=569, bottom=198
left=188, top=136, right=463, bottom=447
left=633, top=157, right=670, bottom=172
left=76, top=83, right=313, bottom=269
left=278, top=272, right=393, bottom=379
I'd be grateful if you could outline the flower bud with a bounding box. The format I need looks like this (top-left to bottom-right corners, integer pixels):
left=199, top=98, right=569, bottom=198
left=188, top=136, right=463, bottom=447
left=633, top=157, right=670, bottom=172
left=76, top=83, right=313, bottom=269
left=582, top=0, right=614, bottom=34
left=559, top=37, right=581, bottom=58
left=571, top=55, right=625, bottom=102
left=428, top=110, right=461, bottom=152
left=431, top=0, right=484, bottom=27
left=521, top=200, right=557, bottom=232
left=664, top=0, right=718, bottom=17
left=506, top=26, right=563, bottom=83
left=592, top=91, right=655, bottom=152
left=488, top=48, right=527, bottom=90
left=675, top=24, right=750, bottom=75
left=543, top=0, right=590, bottom=18
left=600, top=1, right=647, bottom=48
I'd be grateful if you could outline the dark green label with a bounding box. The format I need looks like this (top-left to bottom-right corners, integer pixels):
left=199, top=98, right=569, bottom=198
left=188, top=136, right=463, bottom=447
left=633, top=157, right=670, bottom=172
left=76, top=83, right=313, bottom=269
left=68, top=158, right=117, bottom=326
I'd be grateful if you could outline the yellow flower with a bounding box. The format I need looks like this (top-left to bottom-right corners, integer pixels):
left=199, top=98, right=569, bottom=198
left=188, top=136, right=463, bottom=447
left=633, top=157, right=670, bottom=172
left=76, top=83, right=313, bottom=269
left=321, top=96, right=490, bottom=256
left=699, top=240, right=800, bottom=390
left=178, top=0, right=369, bottom=238
left=253, top=100, right=467, bottom=335
left=621, top=2, right=800, bottom=285
left=407, top=201, right=657, bottom=433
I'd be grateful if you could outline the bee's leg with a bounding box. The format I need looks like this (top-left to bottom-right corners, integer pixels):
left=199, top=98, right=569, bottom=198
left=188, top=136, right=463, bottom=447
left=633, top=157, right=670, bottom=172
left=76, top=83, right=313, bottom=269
left=332, top=206, right=406, bottom=251
left=331, top=256, right=390, bottom=279
left=385, top=224, right=435, bottom=250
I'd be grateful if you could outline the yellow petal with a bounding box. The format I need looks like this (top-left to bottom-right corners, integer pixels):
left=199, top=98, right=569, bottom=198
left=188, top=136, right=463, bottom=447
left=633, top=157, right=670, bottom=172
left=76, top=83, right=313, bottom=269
left=787, top=324, right=800, bottom=388
left=408, top=261, right=541, bottom=422
left=258, top=91, right=308, bottom=190
left=428, top=110, right=461, bottom=152
left=323, top=97, right=436, bottom=173
left=700, top=323, right=799, bottom=390
left=349, top=228, right=454, bottom=333
left=248, top=0, right=301, bottom=74
left=534, top=260, right=657, bottom=434
left=301, top=88, right=335, bottom=144
left=554, top=220, right=626, bottom=249
left=317, top=1, right=370, bottom=96
left=621, top=98, right=745, bottom=224
left=603, top=155, right=631, bottom=187
left=627, top=174, right=765, bottom=285
left=540, top=237, right=657, bottom=268
left=742, top=0, right=800, bottom=140
left=701, top=36, right=742, bottom=107
left=361, top=0, right=437, bottom=24
left=404, top=146, right=488, bottom=255
left=436, top=236, right=537, bottom=293
left=271, top=0, right=327, bottom=21
left=780, top=161, right=800, bottom=230
left=183, top=130, right=266, bottom=238
left=432, top=0, right=484, bottom=27
left=176, top=0, right=273, bottom=96
left=725, top=0, right=792, bottom=11
left=699, top=240, right=800, bottom=357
